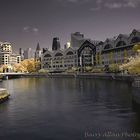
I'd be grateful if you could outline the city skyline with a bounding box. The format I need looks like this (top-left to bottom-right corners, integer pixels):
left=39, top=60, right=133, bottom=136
left=0, top=0, right=140, bottom=52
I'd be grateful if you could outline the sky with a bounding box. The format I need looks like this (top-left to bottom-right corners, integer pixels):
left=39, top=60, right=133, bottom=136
left=0, top=0, right=140, bottom=52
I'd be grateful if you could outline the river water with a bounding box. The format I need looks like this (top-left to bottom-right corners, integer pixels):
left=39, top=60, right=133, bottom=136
left=0, top=78, right=140, bottom=140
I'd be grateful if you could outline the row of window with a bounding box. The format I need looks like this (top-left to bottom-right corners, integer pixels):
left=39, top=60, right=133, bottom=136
left=45, top=64, right=76, bottom=69
left=103, top=59, right=125, bottom=65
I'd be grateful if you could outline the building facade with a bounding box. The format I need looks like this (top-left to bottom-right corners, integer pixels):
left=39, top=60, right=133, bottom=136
left=42, top=29, right=140, bottom=72
left=19, top=48, right=24, bottom=60
left=0, top=42, right=21, bottom=65
left=0, top=41, right=21, bottom=72
left=42, top=47, right=78, bottom=71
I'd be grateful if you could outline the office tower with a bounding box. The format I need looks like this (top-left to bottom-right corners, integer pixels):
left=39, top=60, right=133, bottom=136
left=24, top=48, right=34, bottom=59
left=71, top=32, right=84, bottom=48
left=52, top=37, right=61, bottom=51
left=19, top=48, right=24, bottom=60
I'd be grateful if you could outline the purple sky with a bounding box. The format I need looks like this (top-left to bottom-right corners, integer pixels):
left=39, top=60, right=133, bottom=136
left=0, top=0, right=140, bottom=52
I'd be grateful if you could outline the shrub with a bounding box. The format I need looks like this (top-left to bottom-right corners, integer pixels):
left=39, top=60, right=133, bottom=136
left=38, top=69, right=48, bottom=73
left=109, top=64, right=120, bottom=73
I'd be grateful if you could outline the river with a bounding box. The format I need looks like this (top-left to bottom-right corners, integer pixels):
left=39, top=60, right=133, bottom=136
left=0, top=78, right=140, bottom=140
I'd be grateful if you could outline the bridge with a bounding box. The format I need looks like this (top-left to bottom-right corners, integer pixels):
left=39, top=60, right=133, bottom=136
left=0, top=73, right=26, bottom=80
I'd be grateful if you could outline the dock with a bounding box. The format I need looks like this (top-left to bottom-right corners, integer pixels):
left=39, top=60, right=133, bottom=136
left=0, top=88, right=10, bottom=103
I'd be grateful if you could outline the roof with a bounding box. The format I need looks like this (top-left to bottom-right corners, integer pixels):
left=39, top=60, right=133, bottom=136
left=2, top=42, right=11, bottom=45
left=120, top=34, right=129, bottom=38
left=11, top=53, right=20, bottom=57
left=133, top=29, right=140, bottom=33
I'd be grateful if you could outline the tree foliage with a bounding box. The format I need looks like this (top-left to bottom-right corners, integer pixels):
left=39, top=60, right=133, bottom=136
left=120, top=55, right=140, bottom=74
left=133, top=43, right=140, bottom=53
left=38, top=69, right=48, bottom=73
left=13, top=58, right=39, bottom=73
left=109, top=64, right=120, bottom=73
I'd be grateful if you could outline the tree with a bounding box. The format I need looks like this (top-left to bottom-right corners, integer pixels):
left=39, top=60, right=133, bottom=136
left=0, top=65, right=13, bottom=73
left=109, top=64, right=120, bottom=73
left=13, top=58, right=39, bottom=73
left=133, top=43, right=140, bottom=54
left=13, top=63, right=27, bottom=72
left=120, top=56, right=140, bottom=74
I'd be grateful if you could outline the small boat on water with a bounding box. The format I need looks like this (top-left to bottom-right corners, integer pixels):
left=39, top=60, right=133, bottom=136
left=0, top=88, right=10, bottom=103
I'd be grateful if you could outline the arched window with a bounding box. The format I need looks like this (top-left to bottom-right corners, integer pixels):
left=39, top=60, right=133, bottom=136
left=66, top=51, right=74, bottom=55
left=131, top=37, right=140, bottom=44
left=55, top=53, right=63, bottom=57
left=116, top=41, right=126, bottom=47
left=44, top=54, right=52, bottom=57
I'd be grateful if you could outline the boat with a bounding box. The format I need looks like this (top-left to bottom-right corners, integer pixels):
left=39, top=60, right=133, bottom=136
left=0, top=88, right=10, bottom=103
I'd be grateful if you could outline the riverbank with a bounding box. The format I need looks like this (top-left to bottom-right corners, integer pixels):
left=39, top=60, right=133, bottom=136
left=23, top=73, right=137, bottom=82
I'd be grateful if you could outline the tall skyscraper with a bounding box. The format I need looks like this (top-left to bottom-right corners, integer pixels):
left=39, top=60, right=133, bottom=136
left=19, top=48, right=24, bottom=60
left=71, top=32, right=84, bottom=48
left=52, top=37, right=61, bottom=51
left=24, top=48, right=34, bottom=59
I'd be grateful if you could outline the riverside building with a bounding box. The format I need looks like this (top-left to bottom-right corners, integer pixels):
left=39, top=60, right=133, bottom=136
left=0, top=42, right=21, bottom=65
left=42, top=29, right=140, bottom=72
left=0, top=41, right=21, bottom=72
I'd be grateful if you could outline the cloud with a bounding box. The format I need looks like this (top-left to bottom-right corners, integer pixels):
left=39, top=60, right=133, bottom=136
left=104, top=2, right=122, bottom=9
left=23, top=26, right=30, bottom=32
left=123, top=0, right=140, bottom=8
left=23, top=26, right=39, bottom=34
left=33, top=28, right=39, bottom=33
left=58, top=0, right=140, bottom=11
left=104, top=0, right=140, bottom=9
left=90, top=0, right=140, bottom=11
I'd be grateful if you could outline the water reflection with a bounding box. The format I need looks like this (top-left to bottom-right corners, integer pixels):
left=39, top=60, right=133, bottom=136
left=0, top=78, right=139, bottom=140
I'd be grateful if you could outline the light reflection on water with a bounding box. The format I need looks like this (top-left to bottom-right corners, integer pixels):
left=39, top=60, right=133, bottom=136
left=0, top=78, right=139, bottom=140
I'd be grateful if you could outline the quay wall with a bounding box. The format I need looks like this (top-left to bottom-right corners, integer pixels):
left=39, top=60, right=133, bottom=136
left=23, top=73, right=136, bottom=82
